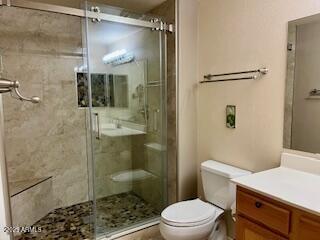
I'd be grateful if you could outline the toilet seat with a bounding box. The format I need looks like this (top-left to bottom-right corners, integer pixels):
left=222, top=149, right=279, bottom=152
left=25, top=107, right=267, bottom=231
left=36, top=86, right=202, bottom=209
left=161, top=199, right=220, bottom=227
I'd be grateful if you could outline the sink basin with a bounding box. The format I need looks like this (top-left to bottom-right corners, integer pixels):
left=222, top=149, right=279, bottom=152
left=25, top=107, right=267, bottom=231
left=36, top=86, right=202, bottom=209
left=101, top=123, right=118, bottom=130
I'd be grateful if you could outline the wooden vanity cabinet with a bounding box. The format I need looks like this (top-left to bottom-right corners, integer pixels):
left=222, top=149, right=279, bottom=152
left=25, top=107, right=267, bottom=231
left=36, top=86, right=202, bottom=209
left=295, top=215, right=320, bottom=240
left=237, top=215, right=287, bottom=240
left=236, top=186, right=320, bottom=240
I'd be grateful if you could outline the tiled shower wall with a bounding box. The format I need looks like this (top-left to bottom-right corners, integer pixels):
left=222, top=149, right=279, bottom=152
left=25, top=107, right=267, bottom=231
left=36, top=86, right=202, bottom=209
left=0, top=7, right=89, bottom=209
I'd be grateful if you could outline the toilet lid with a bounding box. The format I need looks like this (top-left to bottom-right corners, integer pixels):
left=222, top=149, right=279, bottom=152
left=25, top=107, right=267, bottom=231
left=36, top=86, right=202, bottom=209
left=161, top=199, right=218, bottom=227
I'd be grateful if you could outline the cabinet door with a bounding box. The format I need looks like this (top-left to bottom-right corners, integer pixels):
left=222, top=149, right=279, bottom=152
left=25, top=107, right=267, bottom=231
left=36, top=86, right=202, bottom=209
left=237, top=190, right=290, bottom=235
left=236, top=216, right=287, bottom=240
left=297, top=216, right=320, bottom=240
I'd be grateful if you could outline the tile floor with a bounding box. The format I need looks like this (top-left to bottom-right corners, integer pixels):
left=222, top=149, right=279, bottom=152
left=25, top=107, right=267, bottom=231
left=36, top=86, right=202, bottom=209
left=15, top=192, right=159, bottom=240
left=95, top=192, right=160, bottom=235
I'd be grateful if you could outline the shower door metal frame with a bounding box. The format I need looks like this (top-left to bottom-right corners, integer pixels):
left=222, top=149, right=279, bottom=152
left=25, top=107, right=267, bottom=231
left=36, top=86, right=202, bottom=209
left=0, top=0, right=174, bottom=31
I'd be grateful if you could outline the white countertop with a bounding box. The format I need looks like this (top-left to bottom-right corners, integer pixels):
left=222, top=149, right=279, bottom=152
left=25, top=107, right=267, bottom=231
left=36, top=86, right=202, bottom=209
left=231, top=166, right=320, bottom=216
left=100, top=127, right=145, bottom=137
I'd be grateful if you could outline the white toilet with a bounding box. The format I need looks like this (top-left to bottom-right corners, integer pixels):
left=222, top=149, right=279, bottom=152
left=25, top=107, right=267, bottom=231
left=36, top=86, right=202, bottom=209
left=160, top=160, right=251, bottom=240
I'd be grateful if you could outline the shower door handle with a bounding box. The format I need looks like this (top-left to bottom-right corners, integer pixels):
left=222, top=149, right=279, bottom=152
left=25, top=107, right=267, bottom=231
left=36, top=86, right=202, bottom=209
left=94, top=113, right=101, bottom=140
left=0, top=55, right=3, bottom=75
left=153, top=109, right=160, bottom=132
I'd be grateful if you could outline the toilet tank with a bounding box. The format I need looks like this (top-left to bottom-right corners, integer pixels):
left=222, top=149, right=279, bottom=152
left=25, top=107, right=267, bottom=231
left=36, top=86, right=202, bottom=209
left=201, top=160, right=251, bottom=210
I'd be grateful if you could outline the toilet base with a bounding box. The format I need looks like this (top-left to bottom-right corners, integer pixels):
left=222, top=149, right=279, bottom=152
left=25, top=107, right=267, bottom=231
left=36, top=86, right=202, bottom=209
left=208, top=219, right=227, bottom=240
left=160, top=218, right=227, bottom=240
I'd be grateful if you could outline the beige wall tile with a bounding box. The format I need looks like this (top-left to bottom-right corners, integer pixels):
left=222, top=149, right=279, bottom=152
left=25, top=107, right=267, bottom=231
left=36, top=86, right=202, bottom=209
left=11, top=178, right=54, bottom=228
left=0, top=7, right=89, bottom=212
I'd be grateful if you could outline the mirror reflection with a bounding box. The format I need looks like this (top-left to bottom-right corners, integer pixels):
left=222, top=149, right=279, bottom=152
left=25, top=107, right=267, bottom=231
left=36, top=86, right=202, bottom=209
left=284, top=14, right=320, bottom=153
left=76, top=60, right=147, bottom=125
left=108, top=74, right=129, bottom=108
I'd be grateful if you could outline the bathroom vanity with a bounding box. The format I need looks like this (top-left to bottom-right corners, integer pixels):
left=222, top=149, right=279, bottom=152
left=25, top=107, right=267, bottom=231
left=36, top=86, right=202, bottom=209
left=236, top=186, right=320, bottom=240
left=232, top=154, right=320, bottom=240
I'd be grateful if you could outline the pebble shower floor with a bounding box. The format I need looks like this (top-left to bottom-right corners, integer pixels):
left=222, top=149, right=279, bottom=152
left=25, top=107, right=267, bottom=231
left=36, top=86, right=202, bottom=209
left=14, top=192, right=159, bottom=240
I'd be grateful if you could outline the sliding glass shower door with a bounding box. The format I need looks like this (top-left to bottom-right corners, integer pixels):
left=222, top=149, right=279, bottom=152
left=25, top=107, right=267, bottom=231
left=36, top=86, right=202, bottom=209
left=85, top=3, right=168, bottom=238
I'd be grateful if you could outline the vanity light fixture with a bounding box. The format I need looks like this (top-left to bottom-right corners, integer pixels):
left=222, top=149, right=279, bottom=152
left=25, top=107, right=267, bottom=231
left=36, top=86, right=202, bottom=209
left=74, top=65, right=88, bottom=72
left=102, top=49, right=134, bottom=66
left=103, top=49, right=127, bottom=64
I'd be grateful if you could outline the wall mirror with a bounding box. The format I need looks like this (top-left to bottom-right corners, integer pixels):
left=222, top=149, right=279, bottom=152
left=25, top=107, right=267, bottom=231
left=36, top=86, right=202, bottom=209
left=284, top=13, right=320, bottom=153
left=76, top=73, right=129, bottom=108
left=107, top=74, right=129, bottom=108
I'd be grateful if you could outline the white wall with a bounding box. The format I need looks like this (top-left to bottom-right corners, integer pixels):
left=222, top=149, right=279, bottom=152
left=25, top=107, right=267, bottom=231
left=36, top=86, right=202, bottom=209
left=178, top=0, right=199, bottom=200
left=197, top=0, right=320, bottom=195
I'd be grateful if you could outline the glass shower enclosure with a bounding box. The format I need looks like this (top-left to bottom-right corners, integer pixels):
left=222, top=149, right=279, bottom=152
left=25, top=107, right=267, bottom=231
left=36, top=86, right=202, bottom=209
left=0, top=0, right=170, bottom=239
left=84, top=2, right=168, bottom=238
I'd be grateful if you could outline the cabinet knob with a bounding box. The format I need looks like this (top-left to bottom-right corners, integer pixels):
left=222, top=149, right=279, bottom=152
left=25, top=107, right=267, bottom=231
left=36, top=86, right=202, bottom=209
left=255, top=201, right=263, bottom=208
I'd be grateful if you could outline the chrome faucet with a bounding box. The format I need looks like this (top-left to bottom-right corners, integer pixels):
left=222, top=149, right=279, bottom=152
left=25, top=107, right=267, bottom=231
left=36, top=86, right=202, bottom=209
left=113, top=118, right=121, bottom=129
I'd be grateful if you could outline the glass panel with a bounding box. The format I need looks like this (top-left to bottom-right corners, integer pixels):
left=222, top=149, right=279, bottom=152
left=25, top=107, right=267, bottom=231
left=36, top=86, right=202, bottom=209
left=0, top=5, right=94, bottom=240
left=85, top=2, right=168, bottom=238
